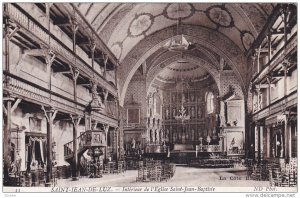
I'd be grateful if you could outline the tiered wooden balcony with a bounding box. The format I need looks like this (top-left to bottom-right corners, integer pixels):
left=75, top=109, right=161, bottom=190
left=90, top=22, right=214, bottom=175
left=5, top=3, right=117, bottom=96
left=252, top=33, right=297, bottom=85
left=4, top=71, right=119, bottom=127
left=4, top=3, right=119, bottom=127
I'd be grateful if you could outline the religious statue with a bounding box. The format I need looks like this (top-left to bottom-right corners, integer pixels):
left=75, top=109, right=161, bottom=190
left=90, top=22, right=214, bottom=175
left=131, top=138, right=136, bottom=149
left=11, top=152, right=22, bottom=174
left=172, top=94, right=176, bottom=102
left=161, top=129, right=164, bottom=141
left=182, top=93, right=186, bottom=103
left=190, top=93, right=195, bottom=102
left=150, top=130, right=153, bottom=143
left=166, top=108, right=170, bottom=119
left=172, top=108, right=176, bottom=118
left=197, top=107, right=201, bottom=118
left=166, top=129, right=169, bottom=141
left=191, top=106, right=195, bottom=118
left=90, top=83, right=105, bottom=111
left=191, top=129, right=195, bottom=141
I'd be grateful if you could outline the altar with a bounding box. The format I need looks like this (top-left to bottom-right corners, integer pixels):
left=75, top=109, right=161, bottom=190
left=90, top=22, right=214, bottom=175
left=220, top=126, right=245, bottom=156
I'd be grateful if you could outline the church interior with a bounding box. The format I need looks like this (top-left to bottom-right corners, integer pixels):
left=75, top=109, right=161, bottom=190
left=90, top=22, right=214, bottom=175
left=2, top=3, right=298, bottom=189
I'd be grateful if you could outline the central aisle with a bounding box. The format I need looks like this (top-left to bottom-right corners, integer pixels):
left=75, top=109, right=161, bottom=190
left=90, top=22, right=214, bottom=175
left=57, top=166, right=270, bottom=187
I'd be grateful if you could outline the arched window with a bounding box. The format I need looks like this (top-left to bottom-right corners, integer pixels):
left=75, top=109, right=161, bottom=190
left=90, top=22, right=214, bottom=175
left=206, top=92, right=214, bottom=114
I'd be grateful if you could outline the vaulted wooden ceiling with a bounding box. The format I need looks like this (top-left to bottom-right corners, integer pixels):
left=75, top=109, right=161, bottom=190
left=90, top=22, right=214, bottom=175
left=76, top=3, right=275, bottom=61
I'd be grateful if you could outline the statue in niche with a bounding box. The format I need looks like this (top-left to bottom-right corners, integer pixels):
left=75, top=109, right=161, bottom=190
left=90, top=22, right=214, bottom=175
left=160, top=129, right=164, bottom=143
left=172, top=108, right=176, bottom=118
left=172, top=94, right=176, bottom=102
left=90, top=83, right=105, bottom=111
left=191, top=129, right=195, bottom=141
left=166, top=108, right=170, bottom=119
left=182, top=128, right=186, bottom=140
left=182, top=93, right=186, bottom=103
left=197, top=107, right=202, bottom=118
left=197, top=94, right=201, bottom=102
left=131, top=138, right=136, bottom=149
left=185, top=93, right=189, bottom=102
left=186, top=130, right=189, bottom=140
left=150, top=130, right=153, bottom=143
left=166, top=129, right=169, bottom=141
left=190, top=93, right=195, bottom=102
left=191, top=106, right=195, bottom=118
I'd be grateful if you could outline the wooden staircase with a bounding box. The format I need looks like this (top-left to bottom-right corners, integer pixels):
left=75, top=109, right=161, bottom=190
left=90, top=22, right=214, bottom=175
left=64, top=130, right=107, bottom=164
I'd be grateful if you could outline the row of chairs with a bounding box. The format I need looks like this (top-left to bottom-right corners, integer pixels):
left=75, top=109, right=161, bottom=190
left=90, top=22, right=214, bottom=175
left=247, top=158, right=297, bottom=187
left=271, top=158, right=297, bottom=187
left=103, top=161, right=125, bottom=174
left=13, top=169, right=58, bottom=187
left=136, top=159, right=175, bottom=182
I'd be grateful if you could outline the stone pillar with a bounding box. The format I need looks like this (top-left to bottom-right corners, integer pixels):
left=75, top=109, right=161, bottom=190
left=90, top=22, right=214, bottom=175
left=70, top=115, right=81, bottom=181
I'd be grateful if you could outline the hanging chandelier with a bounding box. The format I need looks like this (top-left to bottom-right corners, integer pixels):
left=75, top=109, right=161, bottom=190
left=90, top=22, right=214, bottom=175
left=174, top=65, right=190, bottom=123
left=164, top=34, right=194, bottom=52
left=163, top=4, right=195, bottom=52
left=175, top=104, right=190, bottom=122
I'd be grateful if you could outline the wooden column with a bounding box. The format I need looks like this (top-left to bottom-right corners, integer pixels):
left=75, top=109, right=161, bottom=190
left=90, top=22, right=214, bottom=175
left=71, top=15, right=78, bottom=54
left=282, top=6, right=288, bottom=51
left=84, top=113, right=91, bottom=131
left=4, top=11, right=10, bottom=86
left=115, top=127, right=119, bottom=160
left=267, top=34, right=272, bottom=62
left=45, top=51, right=55, bottom=104
left=70, top=115, right=81, bottom=180
left=103, top=53, right=108, bottom=79
left=70, top=68, right=80, bottom=104
left=3, top=98, right=13, bottom=183
left=284, top=116, right=290, bottom=161
left=257, top=124, right=261, bottom=164
left=103, top=89, right=109, bottom=108
left=266, top=76, right=272, bottom=107
left=70, top=14, right=79, bottom=105
left=103, top=124, right=109, bottom=160
left=244, top=98, right=250, bottom=157
left=90, top=41, right=96, bottom=70
left=3, top=9, right=11, bottom=183
left=42, top=106, right=57, bottom=185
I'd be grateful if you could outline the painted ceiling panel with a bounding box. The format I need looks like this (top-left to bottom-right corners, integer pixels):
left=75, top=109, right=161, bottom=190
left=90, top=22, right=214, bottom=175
left=76, top=3, right=274, bottom=63
left=85, top=4, right=107, bottom=23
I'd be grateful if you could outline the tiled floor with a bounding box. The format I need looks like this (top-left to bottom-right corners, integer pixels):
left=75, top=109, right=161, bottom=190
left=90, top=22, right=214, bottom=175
left=57, top=166, right=270, bottom=187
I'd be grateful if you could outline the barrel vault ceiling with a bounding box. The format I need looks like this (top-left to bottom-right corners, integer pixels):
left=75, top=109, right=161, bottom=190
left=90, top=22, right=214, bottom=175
left=74, top=3, right=276, bottom=105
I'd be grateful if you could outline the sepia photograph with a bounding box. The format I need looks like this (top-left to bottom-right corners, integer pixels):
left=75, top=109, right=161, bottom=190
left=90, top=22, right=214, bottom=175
left=1, top=1, right=298, bottom=197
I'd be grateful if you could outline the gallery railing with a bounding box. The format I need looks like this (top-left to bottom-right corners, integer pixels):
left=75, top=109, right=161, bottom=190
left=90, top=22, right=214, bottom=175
left=4, top=72, right=119, bottom=126
left=5, top=3, right=117, bottom=96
